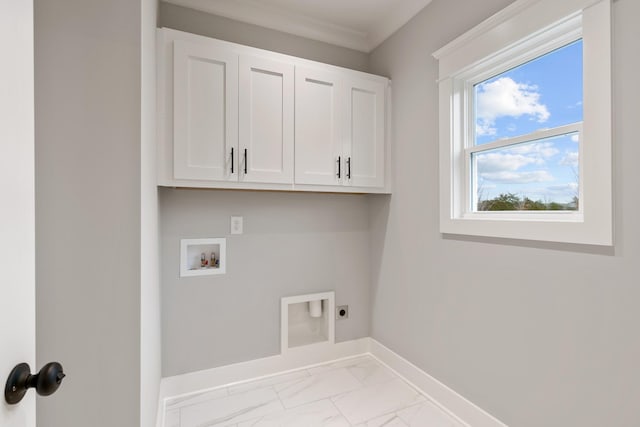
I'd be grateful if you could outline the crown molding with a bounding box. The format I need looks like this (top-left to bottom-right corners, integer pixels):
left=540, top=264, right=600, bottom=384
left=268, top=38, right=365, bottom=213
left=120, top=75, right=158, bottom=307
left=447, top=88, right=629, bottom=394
left=162, top=0, right=369, bottom=51
left=162, top=0, right=432, bottom=53
left=432, top=0, right=602, bottom=60
left=368, top=0, right=433, bottom=51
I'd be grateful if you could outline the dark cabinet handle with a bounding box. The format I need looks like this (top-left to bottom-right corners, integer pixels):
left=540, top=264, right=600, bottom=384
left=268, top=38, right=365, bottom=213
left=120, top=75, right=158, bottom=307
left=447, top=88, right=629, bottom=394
left=336, top=156, right=341, bottom=179
left=230, top=147, right=234, bottom=174
left=347, top=157, right=351, bottom=180
left=5, top=362, right=65, bottom=405
left=244, top=149, right=248, bottom=174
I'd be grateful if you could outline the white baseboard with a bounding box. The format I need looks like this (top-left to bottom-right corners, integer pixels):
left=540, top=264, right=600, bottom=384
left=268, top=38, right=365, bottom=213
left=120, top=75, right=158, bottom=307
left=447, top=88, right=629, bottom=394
left=156, top=338, right=369, bottom=427
left=156, top=337, right=507, bottom=427
left=368, top=339, right=508, bottom=427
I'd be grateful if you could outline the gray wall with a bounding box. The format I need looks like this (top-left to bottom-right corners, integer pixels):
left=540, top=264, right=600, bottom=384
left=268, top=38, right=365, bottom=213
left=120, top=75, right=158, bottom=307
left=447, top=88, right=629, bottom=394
left=160, top=189, right=371, bottom=376
left=159, top=2, right=369, bottom=72
left=368, top=0, right=640, bottom=426
left=35, top=1, right=143, bottom=426
left=158, top=6, right=374, bottom=377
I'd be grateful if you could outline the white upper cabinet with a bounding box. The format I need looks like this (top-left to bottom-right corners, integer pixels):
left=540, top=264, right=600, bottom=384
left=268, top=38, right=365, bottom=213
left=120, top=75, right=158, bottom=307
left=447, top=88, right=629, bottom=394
left=158, top=28, right=391, bottom=193
left=295, top=70, right=385, bottom=188
left=344, top=77, right=386, bottom=188
left=239, top=55, right=294, bottom=184
left=295, top=67, right=343, bottom=186
left=173, top=40, right=238, bottom=181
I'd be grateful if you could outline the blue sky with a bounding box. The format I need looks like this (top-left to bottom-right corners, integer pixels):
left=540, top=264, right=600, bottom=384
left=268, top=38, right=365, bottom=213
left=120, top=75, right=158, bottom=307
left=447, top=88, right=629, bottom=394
left=473, top=40, right=583, bottom=206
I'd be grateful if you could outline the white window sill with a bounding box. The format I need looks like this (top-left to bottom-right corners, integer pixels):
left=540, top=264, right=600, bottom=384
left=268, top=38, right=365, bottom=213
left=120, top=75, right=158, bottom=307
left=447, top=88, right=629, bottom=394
left=441, top=215, right=611, bottom=246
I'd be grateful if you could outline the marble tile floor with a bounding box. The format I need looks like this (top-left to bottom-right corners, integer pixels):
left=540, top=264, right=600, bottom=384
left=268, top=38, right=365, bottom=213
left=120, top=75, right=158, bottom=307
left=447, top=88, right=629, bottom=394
left=163, top=355, right=465, bottom=427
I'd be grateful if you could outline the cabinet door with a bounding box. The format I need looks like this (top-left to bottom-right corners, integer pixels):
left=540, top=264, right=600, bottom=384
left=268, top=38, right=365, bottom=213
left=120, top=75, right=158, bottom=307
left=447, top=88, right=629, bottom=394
left=344, top=78, right=386, bottom=188
left=173, top=40, right=238, bottom=181
left=239, top=55, right=294, bottom=184
left=294, top=67, right=343, bottom=186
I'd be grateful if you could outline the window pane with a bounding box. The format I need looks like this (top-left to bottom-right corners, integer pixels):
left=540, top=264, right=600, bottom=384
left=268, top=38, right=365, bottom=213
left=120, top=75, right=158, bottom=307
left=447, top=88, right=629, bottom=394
left=473, top=132, right=580, bottom=211
left=474, top=40, right=583, bottom=145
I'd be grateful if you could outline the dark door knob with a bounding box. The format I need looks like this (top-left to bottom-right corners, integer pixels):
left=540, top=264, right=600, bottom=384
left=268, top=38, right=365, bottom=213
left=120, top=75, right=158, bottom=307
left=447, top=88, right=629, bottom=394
left=4, top=362, right=65, bottom=404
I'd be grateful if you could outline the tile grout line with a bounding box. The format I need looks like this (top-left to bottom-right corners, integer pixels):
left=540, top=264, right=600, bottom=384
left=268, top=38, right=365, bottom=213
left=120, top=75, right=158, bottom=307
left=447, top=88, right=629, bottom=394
left=276, top=367, right=363, bottom=411
left=330, top=360, right=428, bottom=426
left=328, top=359, right=419, bottom=426
left=166, top=353, right=461, bottom=427
left=366, top=352, right=469, bottom=427
left=222, top=385, right=283, bottom=427
left=327, top=396, right=354, bottom=426
left=328, top=364, right=368, bottom=426
left=247, top=361, right=369, bottom=423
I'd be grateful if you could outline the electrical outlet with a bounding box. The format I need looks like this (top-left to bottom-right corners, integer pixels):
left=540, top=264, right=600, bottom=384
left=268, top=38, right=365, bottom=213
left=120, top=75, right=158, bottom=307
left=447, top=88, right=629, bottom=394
left=230, top=216, right=243, bottom=234
left=336, top=305, right=349, bottom=319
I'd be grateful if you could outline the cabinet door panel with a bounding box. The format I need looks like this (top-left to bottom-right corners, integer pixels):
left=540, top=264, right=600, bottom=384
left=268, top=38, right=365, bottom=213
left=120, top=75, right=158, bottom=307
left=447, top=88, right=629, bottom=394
left=239, top=55, right=294, bottom=184
left=173, top=40, right=238, bottom=181
left=294, top=67, right=343, bottom=186
left=345, top=78, right=385, bottom=188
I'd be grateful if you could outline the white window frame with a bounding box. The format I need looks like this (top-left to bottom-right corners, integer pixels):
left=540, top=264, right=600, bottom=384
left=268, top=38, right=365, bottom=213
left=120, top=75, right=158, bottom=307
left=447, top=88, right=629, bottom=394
left=433, top=0, right=612, bottom=246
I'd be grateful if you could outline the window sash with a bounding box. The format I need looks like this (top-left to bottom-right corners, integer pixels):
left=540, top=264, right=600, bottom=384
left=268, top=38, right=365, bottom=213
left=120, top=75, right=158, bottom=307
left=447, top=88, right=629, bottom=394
left=458, top=26, right=585, bottom=218
left=462, top=30, right=582, bottom=152
left=465, top=122, right=583, bottom=216
left=461, top=26, right=582, bottom=89
left=466, top=122, right=582, bottom=155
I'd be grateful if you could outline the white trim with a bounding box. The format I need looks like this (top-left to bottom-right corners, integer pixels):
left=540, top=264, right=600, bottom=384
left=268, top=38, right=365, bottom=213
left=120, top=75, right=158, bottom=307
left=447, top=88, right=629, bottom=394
left=367, top=0, right=434, bottom=51
left=457, top=16, right=582, bottom=86
left=179, top=238, right=226, bottom=277
left=156, top=337, right=508, bottom=427
left=434, top=0, right=602, bottom=80
left=433, top=0, right=599, bottom=61
left=161, top=0, right=432, bottom=53
left=162, top=0, right=368, bottom=51
left=466, top=123, right=582, bottom=155
left=156, top=338, right=370, bottom=427
left=368, top=339, right=509, bottom=427
left=433, top=0, right=539, bottom=60
left=157, top=180, right=393, bottom=194
left=435, top=0, right=612, bottom=245
left=280, top=292, right=335, bottom=354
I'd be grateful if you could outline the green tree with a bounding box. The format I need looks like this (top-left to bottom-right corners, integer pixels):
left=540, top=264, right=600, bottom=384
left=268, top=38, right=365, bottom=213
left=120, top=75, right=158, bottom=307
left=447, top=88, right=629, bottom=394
left=477, top=193, right=568, bottom=211
left=522, top=197, right=547, bottom=210
left=570, top=196, right=579, bottom=210
left=479, top=193, right=520, bottom=211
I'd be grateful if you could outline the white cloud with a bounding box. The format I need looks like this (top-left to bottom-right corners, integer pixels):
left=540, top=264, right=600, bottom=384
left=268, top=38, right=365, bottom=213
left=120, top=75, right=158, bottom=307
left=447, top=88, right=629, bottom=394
left=476, top=77, right=550, bottom=136
left=476, top=152, right=539, bottom=173
left=476, top=121, right=497, bottom=137
left=571, top=134, right=580, bottom=143
left=480, top=170, right=554, bottom=184
left=542, top=183, right=579, bottom=201
left=509, top=141, right=558, bottom=159
left=560, top=151, right=579, bottom=168
left=476, top=142, right=558, bottom=175
left=547, top=183, right=579, bottom=193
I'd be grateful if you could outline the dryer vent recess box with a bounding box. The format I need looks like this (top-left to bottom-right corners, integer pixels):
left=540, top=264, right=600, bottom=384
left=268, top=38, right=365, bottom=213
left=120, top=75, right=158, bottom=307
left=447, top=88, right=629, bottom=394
left=281, top=292, right=335, bottom=353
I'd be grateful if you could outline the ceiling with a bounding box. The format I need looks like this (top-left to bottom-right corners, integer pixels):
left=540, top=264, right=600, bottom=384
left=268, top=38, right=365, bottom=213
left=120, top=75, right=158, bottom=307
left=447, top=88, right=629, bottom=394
left=162, top=0, right=433, bottom=52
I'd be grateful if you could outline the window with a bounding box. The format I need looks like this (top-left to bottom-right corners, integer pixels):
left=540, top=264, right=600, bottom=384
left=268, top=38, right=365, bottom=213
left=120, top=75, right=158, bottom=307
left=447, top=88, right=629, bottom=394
left=433, top=0, right=612, bottom=245
left=472, top=40, right=583, bottom=212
